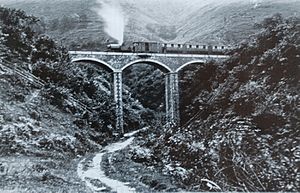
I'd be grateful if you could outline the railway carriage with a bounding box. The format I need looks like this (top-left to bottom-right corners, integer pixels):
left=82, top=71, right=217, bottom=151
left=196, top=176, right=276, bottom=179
left=107, top=41, right=228, bottom=55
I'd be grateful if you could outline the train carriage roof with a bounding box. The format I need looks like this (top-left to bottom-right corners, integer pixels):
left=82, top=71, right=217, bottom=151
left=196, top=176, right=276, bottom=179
left=133, top=41, right=160, bottom=44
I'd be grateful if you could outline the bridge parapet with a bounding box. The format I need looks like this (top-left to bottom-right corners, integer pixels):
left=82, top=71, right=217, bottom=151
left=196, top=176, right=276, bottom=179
left=69, top=51, right=229, bottom=72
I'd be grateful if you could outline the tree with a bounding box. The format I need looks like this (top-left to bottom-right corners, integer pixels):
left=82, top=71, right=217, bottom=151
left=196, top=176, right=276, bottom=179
left=0, top=7, right=69, bottom=63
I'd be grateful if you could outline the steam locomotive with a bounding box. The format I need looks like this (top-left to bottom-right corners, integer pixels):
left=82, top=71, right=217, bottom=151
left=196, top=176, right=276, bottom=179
left=107, top=41, right=229, bottom=55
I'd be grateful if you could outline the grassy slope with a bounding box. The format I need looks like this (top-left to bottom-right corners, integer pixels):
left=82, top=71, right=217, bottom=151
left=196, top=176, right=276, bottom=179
left=122, top=16, right=300, bottom=191
left=1, top=0, right=110, bottom=50
left=0, top=66, right=94, bottom=192
left=0, top=62, right=152, bottom=192
left=2, top=0, right=299, bottom=47
left=177, top=0, right=300, bottom=45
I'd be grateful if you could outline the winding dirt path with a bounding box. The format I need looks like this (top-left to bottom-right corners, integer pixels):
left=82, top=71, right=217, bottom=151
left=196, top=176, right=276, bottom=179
left=77, top=130, right=140, bottom=193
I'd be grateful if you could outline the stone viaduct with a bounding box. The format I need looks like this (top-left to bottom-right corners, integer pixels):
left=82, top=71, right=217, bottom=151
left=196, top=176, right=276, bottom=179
left=69, top=51, right=229, bottom=133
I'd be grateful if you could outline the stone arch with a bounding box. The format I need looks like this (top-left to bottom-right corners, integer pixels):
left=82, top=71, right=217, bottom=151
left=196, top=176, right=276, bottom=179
left=71, top=58, right=116, bottom=72
left=121, top=59, right=172, bottom=73
left=175, top=59, right=206, bottom=72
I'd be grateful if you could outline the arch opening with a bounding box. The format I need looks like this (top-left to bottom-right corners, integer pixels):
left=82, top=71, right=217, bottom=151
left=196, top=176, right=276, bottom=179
left=122, top=59, right=172, bottom=73
left=62, top=58, right=118, bottom=132
left=175, top=60, right=206, bottom=72
left=122, top=61, right=167, bottom=133
left=71, top=58, right=115, bottom=72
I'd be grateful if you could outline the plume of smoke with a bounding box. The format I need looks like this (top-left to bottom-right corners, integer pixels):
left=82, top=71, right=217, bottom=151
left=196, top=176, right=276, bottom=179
left=96, top=0, right=126, bottom=44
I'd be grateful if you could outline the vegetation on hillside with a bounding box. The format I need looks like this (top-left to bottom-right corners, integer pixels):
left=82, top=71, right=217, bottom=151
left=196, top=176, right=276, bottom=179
left=0, top=5, right=151, bottom=134
left=1, top=4, right=299, bottom=192
left=0, top=6, right=156, bottom=191
left=0, top=7, right=96, bottom=192
left=0, top=7, right=68, bottom=63
left=123, top=64, right=166, bottom=125
left=129, top=14, right=300, bottom=192
left=0, top=6, right=111, bottom=164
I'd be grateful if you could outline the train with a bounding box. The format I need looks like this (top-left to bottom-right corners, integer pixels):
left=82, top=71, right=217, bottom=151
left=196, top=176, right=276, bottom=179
left=107, top=41, right=229, bottom=55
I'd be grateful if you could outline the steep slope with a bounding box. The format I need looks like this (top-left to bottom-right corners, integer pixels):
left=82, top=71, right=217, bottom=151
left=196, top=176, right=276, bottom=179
left=0, top=6, right=151, bottom=192
left=2, top=1, right=298, bottom=118
left=1, top=0, right=299, bottom=47
left=0, top=0, right=110, bottom=50
left=0, top=7, right=102, bottom=192
left=0, top=62, right=94, bottom=192
left=176, top=0, right=300, bottom=45
left=108, top=15, right=300, bottom=192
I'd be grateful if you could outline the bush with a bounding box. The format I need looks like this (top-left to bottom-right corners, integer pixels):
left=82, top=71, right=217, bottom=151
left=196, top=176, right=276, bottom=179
left=133, top=14, right=300, bottom=192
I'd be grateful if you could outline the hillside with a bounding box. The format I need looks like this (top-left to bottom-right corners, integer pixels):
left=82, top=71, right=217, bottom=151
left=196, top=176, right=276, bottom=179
left=0, top=2, right=299, bottom=192
left=107, top=14, right=300, bottom=192
left=0, top=0, right=110, bottom=50
left=0, top=62, right=93, bottom=192
left=0, top=6, right=151, bottom=192
left=174, top=0, right=300, bottom=45
left=1, top=0, right=299, bottom=48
